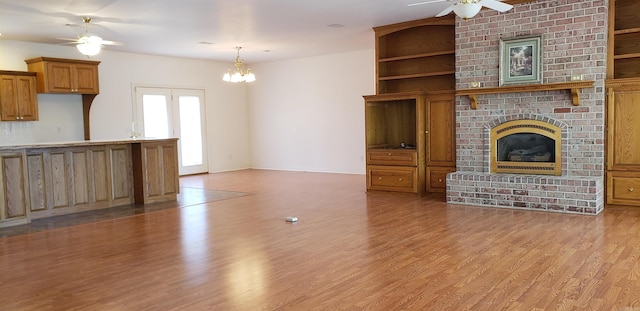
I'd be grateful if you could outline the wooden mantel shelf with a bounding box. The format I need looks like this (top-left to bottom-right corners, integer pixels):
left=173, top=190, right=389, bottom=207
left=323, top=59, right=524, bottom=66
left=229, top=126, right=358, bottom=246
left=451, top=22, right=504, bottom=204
left=456, top=81, right=595, bottom=109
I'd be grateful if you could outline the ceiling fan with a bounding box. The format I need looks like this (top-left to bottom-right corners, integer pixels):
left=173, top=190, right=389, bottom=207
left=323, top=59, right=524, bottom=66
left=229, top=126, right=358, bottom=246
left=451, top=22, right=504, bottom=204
left=59, top=17, right=121, bottom=57
left=409, top=0, right=514, bottom=19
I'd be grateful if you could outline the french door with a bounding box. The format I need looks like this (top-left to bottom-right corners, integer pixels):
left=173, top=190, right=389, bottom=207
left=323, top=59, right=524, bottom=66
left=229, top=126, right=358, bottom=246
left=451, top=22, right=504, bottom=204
left=134, top=87, right=208, bottom=175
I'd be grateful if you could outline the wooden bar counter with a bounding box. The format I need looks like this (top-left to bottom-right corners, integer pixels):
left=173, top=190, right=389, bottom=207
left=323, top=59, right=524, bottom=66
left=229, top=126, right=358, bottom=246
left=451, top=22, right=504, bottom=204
left=0, top=138, right=179, bottom=228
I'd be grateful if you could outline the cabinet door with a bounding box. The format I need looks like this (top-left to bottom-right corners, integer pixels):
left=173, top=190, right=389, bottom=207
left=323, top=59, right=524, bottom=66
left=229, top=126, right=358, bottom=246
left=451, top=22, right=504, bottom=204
left=132, top=141, right=179, bottom=204
left=0, top=75, right=19, bottom=120
left=0, top=151, right=30, bottom=227
left=45, top=62, right=75, bottom=93
left=607, top=86, right=640, bottom=170
left=74, top=63, right=100, bottom=94
left=108, top=145, right=133, bottom=206
left=16, top=75, right=38, bottom=121
left=367, top=165, right=417, bottom=193
left=0, top=75, right=38, bottom=121
left=607, top=171, right=640, bottom=206
left=427, top=95, right=456, bottom=167
left=427, top=166, right=456, bottom=193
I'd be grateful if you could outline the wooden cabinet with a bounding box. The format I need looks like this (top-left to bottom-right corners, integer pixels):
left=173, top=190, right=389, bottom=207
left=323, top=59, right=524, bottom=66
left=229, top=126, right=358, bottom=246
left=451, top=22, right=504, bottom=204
left=427, top=166, right=456, bottom=193
left=25, top=57, right=100, bottom=139
left=605, top=79, right=640, bottom=206
left=368, top=165, right=418, bottom=193
left=608, top=0, right=640, bottom=79
left=0, top=139, right=176, bottom=227
left=25, top=145, right=134, bottom=219
left=365, top=93, right=426, bottom=195
left=365, top=16, right=456, bottom=195
left=0, top=150, right=30, bottom=228
left=374, top=16, right=455, bottom=94
left=108, top=145, right=134, bottom=206
left=607, top=171, right=640, bottom=206
left=0, top=71, right=38, bottom=121
left=25, top=57, right=100, bottom=94
left=132, top=140, right=179, bottom=204
left=426, top=93, right=456, bottom=193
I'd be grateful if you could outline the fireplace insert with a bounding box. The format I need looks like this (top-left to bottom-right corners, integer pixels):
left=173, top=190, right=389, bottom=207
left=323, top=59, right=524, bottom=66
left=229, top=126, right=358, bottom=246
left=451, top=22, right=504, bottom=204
left=490, top=119, right=561, bottom=176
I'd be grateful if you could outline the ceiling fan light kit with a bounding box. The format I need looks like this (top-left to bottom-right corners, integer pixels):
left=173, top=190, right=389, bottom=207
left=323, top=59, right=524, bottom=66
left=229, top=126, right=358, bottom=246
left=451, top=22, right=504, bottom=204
left=453, top=0, right=483, bottom=19
left=223, top=47, right=256, bottom=83
left=76, top=35, right=102, bottom=56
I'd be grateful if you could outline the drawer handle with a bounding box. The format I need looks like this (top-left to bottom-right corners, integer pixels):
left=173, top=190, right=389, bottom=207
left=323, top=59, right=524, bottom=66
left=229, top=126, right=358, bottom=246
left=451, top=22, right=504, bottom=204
left=387, top=153, right=392, bottom=156
left=438, top=179, right=443, bottom=183
left=398, top=178, right=403, bottom=181
left=630, top=188, right=635, bottom=192
left=378, top=177, right=382, bottom=180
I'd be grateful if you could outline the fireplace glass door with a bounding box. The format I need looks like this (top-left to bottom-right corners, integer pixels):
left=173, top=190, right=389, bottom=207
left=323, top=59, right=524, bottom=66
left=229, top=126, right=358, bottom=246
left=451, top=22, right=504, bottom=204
left=490, top=119, right=562, bottom=176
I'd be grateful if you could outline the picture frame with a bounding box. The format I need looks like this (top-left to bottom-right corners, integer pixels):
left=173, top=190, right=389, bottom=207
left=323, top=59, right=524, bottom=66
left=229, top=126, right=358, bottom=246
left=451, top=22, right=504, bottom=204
left=499, top=35, right=542, bottom=86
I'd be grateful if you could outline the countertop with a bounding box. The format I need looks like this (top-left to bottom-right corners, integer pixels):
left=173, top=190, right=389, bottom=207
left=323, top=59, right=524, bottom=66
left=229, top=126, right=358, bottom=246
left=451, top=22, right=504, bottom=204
left=0, top=137, right=178, bottom=150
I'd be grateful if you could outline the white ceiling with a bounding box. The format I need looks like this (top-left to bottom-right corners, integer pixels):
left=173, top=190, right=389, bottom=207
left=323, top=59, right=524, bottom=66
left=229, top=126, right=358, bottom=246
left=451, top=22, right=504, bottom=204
left=0, top=0, right=455, bottom=63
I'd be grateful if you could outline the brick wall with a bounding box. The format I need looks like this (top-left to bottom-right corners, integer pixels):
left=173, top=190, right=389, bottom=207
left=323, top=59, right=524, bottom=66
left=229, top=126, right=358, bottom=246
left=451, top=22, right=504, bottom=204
left=447, top=0, right=607, bottom=214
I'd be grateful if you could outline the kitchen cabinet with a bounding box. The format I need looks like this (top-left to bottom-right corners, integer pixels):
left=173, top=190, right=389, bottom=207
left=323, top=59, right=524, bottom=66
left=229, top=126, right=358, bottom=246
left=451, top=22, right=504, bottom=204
left=0, top=71, right=38, bottom=121
left=0, top=150, right=30, bottom=228
left=25, top=57, right=101, bottom=139
left=131, top=140, right=179, bottom=204
left=25, top=144, right=134, bottom=219
left=25, top=57, right=100, bottom=94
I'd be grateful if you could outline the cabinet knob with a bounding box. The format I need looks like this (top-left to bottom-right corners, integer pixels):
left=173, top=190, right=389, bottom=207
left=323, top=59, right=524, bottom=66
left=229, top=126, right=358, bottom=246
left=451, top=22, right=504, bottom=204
left=378, top=177, right=382, bottom=180
left=398, top=178, right=403, bottom=181
left=438, top=178, right=443, bottom=183
left=630, top=188, right=635, bottom=192
left=387, top=152, right=392, bottom=156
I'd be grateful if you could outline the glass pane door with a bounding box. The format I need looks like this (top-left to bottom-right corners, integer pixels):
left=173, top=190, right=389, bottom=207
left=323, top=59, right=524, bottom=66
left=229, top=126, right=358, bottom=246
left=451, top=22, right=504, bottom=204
left=135, top=87, right=208, bottom=176
left=173, top=90, right=208, bottom=175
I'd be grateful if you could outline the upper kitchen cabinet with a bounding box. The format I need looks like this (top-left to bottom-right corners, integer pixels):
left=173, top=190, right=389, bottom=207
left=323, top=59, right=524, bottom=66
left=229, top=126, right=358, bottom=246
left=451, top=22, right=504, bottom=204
left=25, top=57, right=100, bottom=94
left=0, top=71, right=38, bottom=121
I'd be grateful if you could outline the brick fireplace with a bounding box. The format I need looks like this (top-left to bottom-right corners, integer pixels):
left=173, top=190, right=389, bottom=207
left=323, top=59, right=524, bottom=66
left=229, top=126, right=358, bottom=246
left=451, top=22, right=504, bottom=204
left=446, top=0, right=607, bottom=215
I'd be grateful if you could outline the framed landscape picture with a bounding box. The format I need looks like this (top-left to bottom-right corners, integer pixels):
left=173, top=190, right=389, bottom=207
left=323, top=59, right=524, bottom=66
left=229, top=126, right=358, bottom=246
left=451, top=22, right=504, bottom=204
left=499, top=35, right=542, bottom=86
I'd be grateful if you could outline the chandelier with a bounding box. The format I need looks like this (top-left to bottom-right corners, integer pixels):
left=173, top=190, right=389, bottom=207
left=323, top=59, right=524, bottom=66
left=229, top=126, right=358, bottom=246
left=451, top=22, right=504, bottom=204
left=223, top=47, right=256, bottom=83
left=453, top=0, right=483, bottom=19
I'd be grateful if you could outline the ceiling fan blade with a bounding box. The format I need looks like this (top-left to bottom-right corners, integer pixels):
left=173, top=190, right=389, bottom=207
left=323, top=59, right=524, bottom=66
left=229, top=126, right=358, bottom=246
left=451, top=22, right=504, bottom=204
left=480, top=0, right=513, bottom=12
left=408, top=0, right=448, bottom=6
left=100, top=40, right=123, bottom=46
left=435, top=4, right=455, bottom=17
left=57, top=37, right=80, bottom=42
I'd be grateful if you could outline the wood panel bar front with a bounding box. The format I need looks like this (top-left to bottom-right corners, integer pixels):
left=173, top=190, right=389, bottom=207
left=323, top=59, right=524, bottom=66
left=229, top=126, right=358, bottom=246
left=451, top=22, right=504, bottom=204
left=0, top=138, right=179, bottom=228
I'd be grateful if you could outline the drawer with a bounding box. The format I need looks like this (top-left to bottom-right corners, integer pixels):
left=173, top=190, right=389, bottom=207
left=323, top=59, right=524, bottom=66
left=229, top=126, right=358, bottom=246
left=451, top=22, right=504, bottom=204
left=427, top=166, right=456, bottom=193
left=607, top=171, right=640, bottom=206
left=367, top=165, right=417, bottom=193
left=367, top=150, right=417, bottom=166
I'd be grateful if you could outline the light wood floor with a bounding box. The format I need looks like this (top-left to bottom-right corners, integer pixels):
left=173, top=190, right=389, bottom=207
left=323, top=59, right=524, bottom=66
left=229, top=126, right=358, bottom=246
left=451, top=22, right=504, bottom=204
left=2, top=169, right=640, bottom=310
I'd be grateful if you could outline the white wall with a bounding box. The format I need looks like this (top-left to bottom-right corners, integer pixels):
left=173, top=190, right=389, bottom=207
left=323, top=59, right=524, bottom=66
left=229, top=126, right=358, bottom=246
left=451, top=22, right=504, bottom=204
left=248, top=50, right=375, bottom=174
left=1, top=40, right=375, bottom=174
